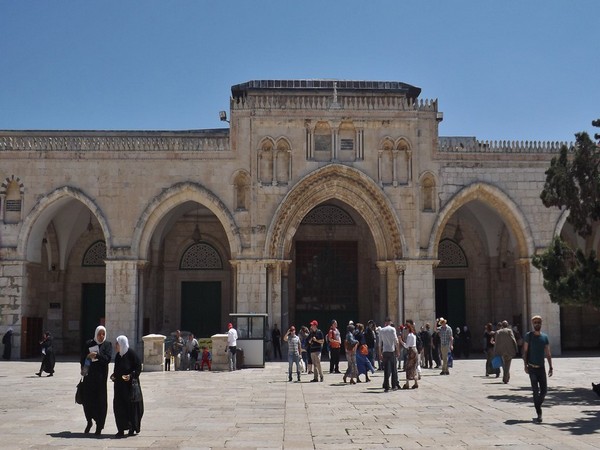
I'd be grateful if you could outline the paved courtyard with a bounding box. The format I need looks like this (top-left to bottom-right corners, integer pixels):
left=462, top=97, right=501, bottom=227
left=0, top=354, right=599, bottom=449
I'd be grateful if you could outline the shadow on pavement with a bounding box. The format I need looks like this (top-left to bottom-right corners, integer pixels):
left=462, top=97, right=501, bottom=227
left=493, top=386, right=600, bottom=434
left=48, top=431, right=112, bottom=439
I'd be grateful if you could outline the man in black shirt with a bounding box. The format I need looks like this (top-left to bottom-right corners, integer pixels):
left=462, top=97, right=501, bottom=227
left=308, top=320, right=325, bottom=382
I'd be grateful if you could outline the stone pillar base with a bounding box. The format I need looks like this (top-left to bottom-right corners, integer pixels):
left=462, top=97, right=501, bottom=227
left=211, top=334, right=229, bottom=371
left=142, top=334, right=166, bottom=372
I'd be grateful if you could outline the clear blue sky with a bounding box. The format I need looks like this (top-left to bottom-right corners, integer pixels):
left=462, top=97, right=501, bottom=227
left=1, top=1, right=598, bottom=142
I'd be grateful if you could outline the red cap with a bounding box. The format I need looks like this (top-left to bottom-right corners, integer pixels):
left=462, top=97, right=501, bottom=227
left=289, top=326, right=296, bottom=332
left=310, top=320, right=318, bottom=326
left=228, top=323, right=233, bottom=329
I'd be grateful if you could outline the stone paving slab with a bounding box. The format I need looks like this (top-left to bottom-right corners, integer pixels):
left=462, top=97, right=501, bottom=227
left=0, top=355, right=599, bottom=449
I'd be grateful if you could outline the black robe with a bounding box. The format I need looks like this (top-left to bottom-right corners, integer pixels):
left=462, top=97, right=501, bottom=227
left=81, top=339, right=112, bottom=429
left=2, top=330, right=12, bottom=360
left=112, top=348, right=144, bottom=433
left=40, top=337, right=55, bottom=374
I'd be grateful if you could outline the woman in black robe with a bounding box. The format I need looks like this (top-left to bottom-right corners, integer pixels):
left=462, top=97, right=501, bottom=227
left=81, top=325, right=112, bottom=435
left=2, top=328, right=13, bottom=360
left=36, top=331, right=55, bottom=376
left=111, top=335, right=143, bottom=438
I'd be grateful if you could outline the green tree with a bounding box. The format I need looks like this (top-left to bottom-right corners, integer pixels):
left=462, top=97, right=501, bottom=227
left=532, top=120, right=600, bottom=308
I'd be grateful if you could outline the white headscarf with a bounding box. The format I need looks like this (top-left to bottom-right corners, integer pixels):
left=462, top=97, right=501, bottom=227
left=94, top=325, right=107, bottom=344
left=116, top=335, right=129, bottom=355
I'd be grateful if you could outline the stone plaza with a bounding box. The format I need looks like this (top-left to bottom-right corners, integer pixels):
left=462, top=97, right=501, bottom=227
left=0, top=354, right=598, bottom=449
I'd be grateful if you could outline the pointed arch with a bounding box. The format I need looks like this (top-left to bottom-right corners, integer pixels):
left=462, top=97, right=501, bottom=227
left=396, top=137, right=412, bottom=150
left=132, top=181, right=242, bottom=260
left=266, top=164, right=405, bottom=259
left=427, top=182, right=534, bottom=258
left=17, top=186, right=111, bottom=263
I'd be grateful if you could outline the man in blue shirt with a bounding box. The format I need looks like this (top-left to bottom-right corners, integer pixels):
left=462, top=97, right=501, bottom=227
left=522, top=315, right=553, bottom=423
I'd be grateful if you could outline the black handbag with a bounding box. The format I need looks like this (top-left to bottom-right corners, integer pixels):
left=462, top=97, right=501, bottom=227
left=75, top=378, right=84, bottom=404
left=130, top=378, right=142, bottom=402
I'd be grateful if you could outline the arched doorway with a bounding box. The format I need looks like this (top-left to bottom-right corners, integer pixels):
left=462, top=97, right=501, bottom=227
left=18, top=187, right=109, bottom=355
left=134, top=183, right=240, bottom=339
left=266, top=164, right=406, bottom=328
left=430, top=184, right=534, bottom=351
left=290, top=201, right=378, bottom=328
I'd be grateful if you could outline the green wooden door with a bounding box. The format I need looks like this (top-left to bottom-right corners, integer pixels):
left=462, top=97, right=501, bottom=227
left=181, top=281, right=221, bottom=338
left=81, top=283, right=106, bottom=343
left=435, top=278, right=466, bottom=328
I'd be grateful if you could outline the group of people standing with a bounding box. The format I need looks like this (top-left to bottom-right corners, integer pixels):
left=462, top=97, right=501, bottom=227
left=167, top=330, right=212, bottom=371
left=79, top=326, right=143, bottom=438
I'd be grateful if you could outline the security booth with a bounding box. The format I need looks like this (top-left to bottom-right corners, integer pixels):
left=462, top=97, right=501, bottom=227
left=229, top=313, right=268, bottom=368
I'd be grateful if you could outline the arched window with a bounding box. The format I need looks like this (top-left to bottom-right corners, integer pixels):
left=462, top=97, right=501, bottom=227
left=420, top=174, right=436, bottom=212
left=275, top=139, right=291, bottom=184
left=258, top=139, right=274, bottom=185
left=438, top=239, right=468, bottom=268
left=338, top=121, right=355, bottom=162
left=396, top=139, right=411, bottom=185
left=180, top=242, right=223, bottom=270
left=379, top=138, right=394, bottom=185
left=314, top=121, right=331, bottom=162
left=82, top=240, right=107, bottom=267
left=2, top=178, right=23, bottom=224
left=234, top=172, right=250, bottom=210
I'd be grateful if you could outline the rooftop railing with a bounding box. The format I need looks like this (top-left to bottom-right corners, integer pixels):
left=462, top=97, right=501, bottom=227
left=438, top=137, right=571, bottom=154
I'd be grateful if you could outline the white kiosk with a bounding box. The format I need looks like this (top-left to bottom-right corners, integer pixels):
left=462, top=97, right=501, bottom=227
left=229, top=313, right=268, bottom=368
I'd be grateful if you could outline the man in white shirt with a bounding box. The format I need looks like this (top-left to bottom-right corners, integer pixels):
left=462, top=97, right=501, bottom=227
left=378, top=317, right=400, bottom=392
left=227, top=323, right=238, bottom=371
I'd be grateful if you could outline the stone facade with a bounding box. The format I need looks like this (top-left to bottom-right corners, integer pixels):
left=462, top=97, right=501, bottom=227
left=1, top=80, right=598, bottom=358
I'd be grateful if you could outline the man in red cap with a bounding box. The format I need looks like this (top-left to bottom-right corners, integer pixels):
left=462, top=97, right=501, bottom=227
left=226, top=322, right=238, bottom=371
left=308, top=320, right=325, bottom=382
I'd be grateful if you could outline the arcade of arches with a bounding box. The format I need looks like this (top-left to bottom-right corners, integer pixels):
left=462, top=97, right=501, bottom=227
left=1, top=80, right=598, bottom=358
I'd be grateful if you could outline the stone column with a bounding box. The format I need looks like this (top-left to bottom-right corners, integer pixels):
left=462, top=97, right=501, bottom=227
left=376, top=262, right=388, bottom=318
left=401, top=259, right=437, bottom=326
left=105, top=260, right=142, bottom=347
left=280, top=260, right=291, bottom=331
left=386, top=262, right=400, bottom=324
left=0, top=259, right=26, bottom=359
left=232, top=259, right=267, bottom=313
left=392, top=151, right=398, bottom=187
left=266, top=260, right=291, bottom=331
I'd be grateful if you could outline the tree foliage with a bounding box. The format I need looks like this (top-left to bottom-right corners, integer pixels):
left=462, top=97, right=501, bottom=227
left=532, top=120, right=600, bottom=308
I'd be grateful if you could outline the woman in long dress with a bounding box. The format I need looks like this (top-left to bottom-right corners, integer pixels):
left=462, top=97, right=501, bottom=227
left=81, top=325, right=112, bottom=435
left=35, top=331, right=55, bottom=376
left=401, top=323, right=419, bottom=389
left=111, top=335, right=144, bottom=438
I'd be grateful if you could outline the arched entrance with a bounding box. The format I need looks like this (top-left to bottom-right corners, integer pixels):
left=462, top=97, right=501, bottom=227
left=429, top=183, right=534, bottom=351
left=17, top=186, right=109, bottom=355
left=266, top=164, right=405, bottom=328
left=134, top=182, right=241, bottom=338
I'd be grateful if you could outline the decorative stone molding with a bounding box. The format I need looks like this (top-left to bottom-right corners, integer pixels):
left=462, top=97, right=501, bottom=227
left=0, top=133, right=230, bottom=152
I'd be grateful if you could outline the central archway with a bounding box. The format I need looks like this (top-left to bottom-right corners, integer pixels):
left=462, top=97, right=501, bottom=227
left=266, top=164, right=405, bottom=260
